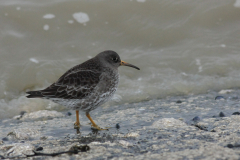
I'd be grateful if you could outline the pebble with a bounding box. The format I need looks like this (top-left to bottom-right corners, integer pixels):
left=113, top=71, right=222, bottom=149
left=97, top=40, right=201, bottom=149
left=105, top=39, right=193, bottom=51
left=192, top=116, right=201, bottom=122
left=215, top=96, right=225, bottom=100
left=219, top=112, right=225, bottom=117
left=116, top=123, right=120, bottom=129
left=176, top=100, right=182, bottom=103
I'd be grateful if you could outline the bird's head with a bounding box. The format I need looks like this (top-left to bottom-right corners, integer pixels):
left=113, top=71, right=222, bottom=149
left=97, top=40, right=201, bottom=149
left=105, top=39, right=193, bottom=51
left=97, top=50, right=140, bottom=70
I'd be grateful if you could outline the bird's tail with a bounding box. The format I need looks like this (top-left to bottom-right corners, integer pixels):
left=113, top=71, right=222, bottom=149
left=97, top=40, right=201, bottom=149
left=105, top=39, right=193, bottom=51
left=26, top=91, right=44, bottom=98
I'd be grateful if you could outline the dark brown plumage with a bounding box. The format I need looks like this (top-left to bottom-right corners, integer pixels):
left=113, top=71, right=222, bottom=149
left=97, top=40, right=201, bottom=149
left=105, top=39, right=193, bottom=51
left=26, top=50, right=140, bottom=130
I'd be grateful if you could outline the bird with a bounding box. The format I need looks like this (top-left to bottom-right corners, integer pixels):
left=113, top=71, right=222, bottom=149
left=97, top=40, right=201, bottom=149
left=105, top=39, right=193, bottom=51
left=26, top=50, right=140, bottom=130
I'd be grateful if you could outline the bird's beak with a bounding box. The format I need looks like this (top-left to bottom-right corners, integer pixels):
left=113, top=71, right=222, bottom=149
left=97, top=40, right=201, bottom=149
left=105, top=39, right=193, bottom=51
left=120, top=60, right=140, bottom=70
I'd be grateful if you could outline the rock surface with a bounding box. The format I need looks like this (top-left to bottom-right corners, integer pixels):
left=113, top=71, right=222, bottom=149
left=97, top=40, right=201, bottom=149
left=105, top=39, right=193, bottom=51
left=1, top=90, right=240, bottom=159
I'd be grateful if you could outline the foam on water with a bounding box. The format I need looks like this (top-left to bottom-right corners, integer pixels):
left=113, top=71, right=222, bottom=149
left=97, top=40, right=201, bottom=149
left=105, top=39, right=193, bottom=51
left=0, top=0, right=240, bottom=119
left=72, top=12, right=89, bottom=25
left=43, top=14, right=55, bottom=19
left=43, top=24, right=49, bottom=30
left=234, top=0, right=240, bottom=7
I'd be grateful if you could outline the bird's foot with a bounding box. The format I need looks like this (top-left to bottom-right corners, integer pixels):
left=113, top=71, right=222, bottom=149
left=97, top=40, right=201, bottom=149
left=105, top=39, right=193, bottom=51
left=91, top=124, right=110, bottom=130
left=74, top=122, right=81, bottom=129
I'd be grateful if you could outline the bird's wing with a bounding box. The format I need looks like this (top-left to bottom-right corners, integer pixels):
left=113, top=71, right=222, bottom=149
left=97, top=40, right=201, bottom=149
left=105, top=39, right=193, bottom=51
left=40, top=70, right=101, bottom=99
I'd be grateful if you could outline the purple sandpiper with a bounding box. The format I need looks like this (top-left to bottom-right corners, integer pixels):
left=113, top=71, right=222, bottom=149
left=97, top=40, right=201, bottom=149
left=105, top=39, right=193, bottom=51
left=26, top=50, right=140, bottom=130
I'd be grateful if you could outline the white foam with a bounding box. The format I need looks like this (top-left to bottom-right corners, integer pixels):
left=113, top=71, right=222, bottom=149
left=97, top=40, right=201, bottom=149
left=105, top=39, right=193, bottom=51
left=43, top=24, right=49, bottom=31
left=73, top=12, right=89, bottom=25
left=234, top=0, right=240, bottom=7
left=43, top=14, right=55, bottom=19
left=136, top=0, right=146, bottom=2
left=29, top=58, right=39, bottom=64
left=220, top=44, right=226, bottom=48
left=68, top=20, right=74, bottom=24
left=195, top=59, right=202, bottom=73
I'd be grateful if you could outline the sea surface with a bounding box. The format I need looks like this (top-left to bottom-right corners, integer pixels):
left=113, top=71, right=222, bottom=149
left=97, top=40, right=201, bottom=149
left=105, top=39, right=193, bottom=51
left=0, top=0, right=240, bottom=119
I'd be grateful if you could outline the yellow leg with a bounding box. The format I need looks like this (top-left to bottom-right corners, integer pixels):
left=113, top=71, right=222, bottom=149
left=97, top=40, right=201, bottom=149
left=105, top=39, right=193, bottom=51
left=86, top=112, right=108, bottom=130
left=74, top=110, right=80, bottom=129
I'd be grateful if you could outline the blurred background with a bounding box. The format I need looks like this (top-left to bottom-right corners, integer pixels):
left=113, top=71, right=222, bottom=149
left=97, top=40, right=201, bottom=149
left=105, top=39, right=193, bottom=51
left=0, top=0, right=240, bottom=119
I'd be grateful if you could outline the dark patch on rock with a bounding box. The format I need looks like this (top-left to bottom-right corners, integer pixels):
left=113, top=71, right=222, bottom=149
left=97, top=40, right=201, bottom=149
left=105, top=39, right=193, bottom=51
left=2, top=137, right=8, bottom=141
left=194, top=124, right=208, bottom=131
left=232, top=112, right=240, bottom=115
left=176, top=100, right=182, bottom=103
left=227, top=144, right=234, bottom=148
left=69, top=145, right=90, bottom=154
left=36, top=147, right=43, bottom=151
left=20, top=111, right=27, bottom=116
left=66, top=112, right=72, bottom=116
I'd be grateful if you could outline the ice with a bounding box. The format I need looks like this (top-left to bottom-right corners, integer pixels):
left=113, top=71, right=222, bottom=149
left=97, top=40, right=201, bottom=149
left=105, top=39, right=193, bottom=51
left=73, top=12, right=89, bottom=25
left=43, top=14, right=55, bottom=19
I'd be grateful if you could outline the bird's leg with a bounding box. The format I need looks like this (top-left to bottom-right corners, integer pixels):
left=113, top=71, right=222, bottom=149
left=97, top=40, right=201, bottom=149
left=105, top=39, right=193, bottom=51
left=74, top=110, right=81, bottom=129
left=86, top=112, right=108, bottom=130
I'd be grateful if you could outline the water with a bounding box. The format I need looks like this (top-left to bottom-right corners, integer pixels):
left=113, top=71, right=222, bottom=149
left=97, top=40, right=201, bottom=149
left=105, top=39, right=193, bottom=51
left=1, top=0, right=240, bottom=119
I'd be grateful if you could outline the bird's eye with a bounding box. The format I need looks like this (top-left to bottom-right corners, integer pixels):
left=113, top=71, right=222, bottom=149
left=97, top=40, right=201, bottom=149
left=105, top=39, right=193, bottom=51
left=112, top=57, right=118, bottom=62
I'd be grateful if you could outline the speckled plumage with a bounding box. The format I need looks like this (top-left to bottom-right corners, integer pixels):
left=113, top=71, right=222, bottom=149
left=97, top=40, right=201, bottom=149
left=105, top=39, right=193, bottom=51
left=26, top=50, right=140, bottom=129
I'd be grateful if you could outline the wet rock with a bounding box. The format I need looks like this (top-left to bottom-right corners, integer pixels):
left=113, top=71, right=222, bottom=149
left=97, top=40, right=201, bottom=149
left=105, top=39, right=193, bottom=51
left=219, top=112, right=225, bottom=117
left=1, top=143, right=35, bottom=157
left=21, top=110, right=64, bottom=120
left=125, top=132, right=139, bottom=137
left=232, top=112, right=240, bottom=115
left=118, top=140, right=133, bottom=147
left=151, top=118, right=187, bottom=129
left=176, top=100, right=182, bottom=103
left=215, top=96, right=224, bottom=100
left=13, top=111, right=27, bottom=120
left=7, top=128, right=40, bottom=140
left=230, top=96, right=238, bottom=100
